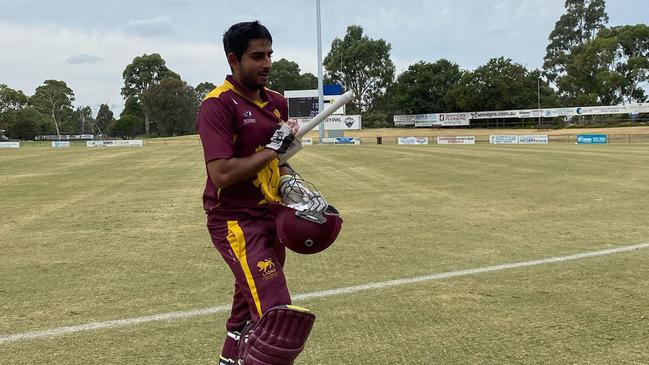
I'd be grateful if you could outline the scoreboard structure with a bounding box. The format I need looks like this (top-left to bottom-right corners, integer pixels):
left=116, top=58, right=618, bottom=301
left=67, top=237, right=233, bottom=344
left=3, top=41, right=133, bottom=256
left=284, top=89, right=346, bottom=119
left=283, top=88, right=360, bottom=137
left=288, top=96, right=320, bottom=118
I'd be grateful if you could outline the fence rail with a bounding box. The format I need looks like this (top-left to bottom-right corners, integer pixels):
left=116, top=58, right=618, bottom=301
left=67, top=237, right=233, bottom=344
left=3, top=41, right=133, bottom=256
left=359, top=134, right=649, bottom=144
left=5, top=134, right=649, bottom=148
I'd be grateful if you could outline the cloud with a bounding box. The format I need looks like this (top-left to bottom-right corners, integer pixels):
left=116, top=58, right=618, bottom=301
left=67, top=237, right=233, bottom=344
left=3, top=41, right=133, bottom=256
left=124, top=16, right=174, bottom=37
left=0, top=21, right=226, bottom=114
left=66, top=54, right=103, bottom=64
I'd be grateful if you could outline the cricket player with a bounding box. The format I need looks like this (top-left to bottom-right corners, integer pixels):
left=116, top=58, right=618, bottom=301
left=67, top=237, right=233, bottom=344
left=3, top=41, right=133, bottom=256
left=197, top=21, right=317, bottom=365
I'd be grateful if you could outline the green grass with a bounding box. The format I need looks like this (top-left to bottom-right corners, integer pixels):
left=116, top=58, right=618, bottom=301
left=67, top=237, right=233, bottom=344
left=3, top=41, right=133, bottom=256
left=1, top=143, right=648, bottom=364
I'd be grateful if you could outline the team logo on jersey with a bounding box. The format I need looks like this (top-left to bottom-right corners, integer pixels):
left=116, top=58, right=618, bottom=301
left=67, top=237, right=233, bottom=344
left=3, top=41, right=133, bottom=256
left=257, top=258, right=278, bottom=280
left=257, top=258, right=275, bottom=272
left=243, top=110, right=256, bottom=124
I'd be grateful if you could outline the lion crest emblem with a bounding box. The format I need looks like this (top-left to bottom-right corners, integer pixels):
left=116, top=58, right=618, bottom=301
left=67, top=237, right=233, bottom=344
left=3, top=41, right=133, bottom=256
left=257, top=259, right=276, bottom=273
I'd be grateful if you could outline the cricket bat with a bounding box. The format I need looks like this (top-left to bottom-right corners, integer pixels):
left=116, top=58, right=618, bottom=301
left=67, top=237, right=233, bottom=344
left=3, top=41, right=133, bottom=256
left=294, top=90, right=355, bottom=139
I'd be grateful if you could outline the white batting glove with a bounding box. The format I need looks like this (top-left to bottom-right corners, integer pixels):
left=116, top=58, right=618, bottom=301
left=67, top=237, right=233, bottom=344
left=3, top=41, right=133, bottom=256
left=266, top=124, right=295, bottom=154
left=279, top=174, right=327, bottom=214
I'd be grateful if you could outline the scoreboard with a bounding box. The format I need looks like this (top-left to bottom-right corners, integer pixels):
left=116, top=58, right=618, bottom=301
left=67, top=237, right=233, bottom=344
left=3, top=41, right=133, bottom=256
left=288, top=97, right=320, bottom=118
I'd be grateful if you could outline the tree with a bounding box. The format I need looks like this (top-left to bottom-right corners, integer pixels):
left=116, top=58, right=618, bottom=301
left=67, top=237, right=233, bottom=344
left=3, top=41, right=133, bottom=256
left=67, top=106, right=94, bottom=135
left=29, top=80, right=74, bottom=139
left=140, top=77, right=198, bottom=137
left=120, top=96, right=145, bottom=120
left=5, top=108, right=50, bottom=140
left=1, top=84, right=30, bottom=132
left=615, top=24, right=649, bottom=103
left=446, top=57, right=556, bottom=112
left=0, top=84, right=29, bottom=115
left=110, top=114, right=143, bottom=139
left=387, top=59, right=462, bottom=114
left=543, top=0, right=609, bottom=83
left=121, top=53, right=180, bottom=135
left=267, top=59, right=317, bottom=94
left=324, top=25, right=395, bottom=112
left=95, top=104, right=114, bottom=136
left=561, top=24, right=649, bottom=105
left=195, top=82, right=216, bottom=103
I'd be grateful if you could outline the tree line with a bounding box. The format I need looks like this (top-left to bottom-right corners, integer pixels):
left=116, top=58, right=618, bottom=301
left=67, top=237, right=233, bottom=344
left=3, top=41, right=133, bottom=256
left=1, top=0, right=647, bottom=140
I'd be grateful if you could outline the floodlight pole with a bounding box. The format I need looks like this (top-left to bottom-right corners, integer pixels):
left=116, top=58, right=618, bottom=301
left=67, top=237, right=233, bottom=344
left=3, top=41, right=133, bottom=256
left=537, top=77, right=541, bottom=127
left=316, top=0, right=325, bottom=142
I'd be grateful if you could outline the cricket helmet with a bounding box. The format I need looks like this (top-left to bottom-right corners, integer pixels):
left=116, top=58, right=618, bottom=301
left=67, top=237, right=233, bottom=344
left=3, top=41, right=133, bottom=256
left=270, top=203, right=343, bottom=254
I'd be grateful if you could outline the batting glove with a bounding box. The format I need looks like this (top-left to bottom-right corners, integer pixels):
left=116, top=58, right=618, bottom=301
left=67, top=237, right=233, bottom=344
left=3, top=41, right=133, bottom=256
left=278, top=138, right=303, bottom=165
left=279, top=174, right=328, bottom=214
left=266, top=124, right=295, bottom=154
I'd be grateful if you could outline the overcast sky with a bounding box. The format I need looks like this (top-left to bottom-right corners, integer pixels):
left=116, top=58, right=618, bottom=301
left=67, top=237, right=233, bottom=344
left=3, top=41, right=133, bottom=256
left=1, top=0, right=647, bottom=114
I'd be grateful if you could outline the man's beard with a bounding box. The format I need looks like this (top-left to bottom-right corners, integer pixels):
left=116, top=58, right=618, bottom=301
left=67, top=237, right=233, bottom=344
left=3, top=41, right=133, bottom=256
left=240, top=68, right=267, bottom=90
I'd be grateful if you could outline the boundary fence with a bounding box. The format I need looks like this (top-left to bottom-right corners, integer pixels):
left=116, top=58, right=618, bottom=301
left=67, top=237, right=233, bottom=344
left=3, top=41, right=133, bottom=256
left=363, top=134, right=649, bottom=145
left=4, top=134, right=649, bottom=149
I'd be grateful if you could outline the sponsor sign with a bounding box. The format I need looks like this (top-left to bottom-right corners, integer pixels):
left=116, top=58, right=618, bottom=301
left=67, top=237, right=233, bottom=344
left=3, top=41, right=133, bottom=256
left=577, top=134, right=608, bottom=144
left=301, top=138, right=313, bottom=145
left=414, top=120, right=436, bottom=127
left=87, top=140, right=144, bottom=147
left=0, top=141, right=20, bottom=148
left=471, top=110, right=518, bottom=119
left=393, top=114, right=416, bottom=126
left=322, top=137, right=360, bottom=144
left=325, top=115, right=361, bottom=130
left=393, top=103, right=649, bottom=126
left=489, top=135, right=518, bottom=144
left=398, top=137, right=429, bottom=145
left=395, top=114, right=439, bottom=127
left=438, top=113, right=470, bottom=126
left=517, top=110, right=543, bottom=118
left=39, top=134, right=94, bottom=140
left=436, top=136, right=475, bottom=145
left=52, top=141, right=70, bottom=148
left=322, top=137, right=361, bottom=144
left=298, top=115, right=361, bottom=130
left=415, top=114, right=438, bottom=122
left=333, top=137, right=360, bottom=144
left=518, top=135, right=549, bottom=144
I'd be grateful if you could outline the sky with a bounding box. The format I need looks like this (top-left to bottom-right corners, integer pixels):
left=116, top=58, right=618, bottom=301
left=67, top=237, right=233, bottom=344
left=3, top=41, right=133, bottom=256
left=1, top=0, right=647, bottom=115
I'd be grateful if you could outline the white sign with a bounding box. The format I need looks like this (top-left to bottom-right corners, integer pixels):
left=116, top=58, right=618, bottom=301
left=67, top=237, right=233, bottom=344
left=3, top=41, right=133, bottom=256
left=301, top=138, right=313, bottom=145
left=414, top=120, right=435, bottom=127
left=394, top=103, right=649, bottom=126
left=438, top=113, right=470, bottom=126
left=437, top=136, right=475, bottom=145
left=516, top=110, right=544, bottom=118
left=297, top=115, right=361, bottom=131
left=398, top=137, right=429, bottom=145
left=489, top=135, right=519, bottom=144
left=393, top=114, right=416, bottom=126
left=0, top=141, right=20, bottom=148
left=471, top=110, right=519, bottom=119
left=52, top=141, right=70, bottom=148
left=518, top=135, right=549, bottom=144
left=325, top=115, right=361, bottom=130
left=87, top=140, right=143, bottom=147
left=322, top=137, right=360, bottom=144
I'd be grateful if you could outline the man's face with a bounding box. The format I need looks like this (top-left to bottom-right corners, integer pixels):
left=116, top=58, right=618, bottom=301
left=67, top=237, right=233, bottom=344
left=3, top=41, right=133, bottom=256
left=230, top=38, right=273, bottom=90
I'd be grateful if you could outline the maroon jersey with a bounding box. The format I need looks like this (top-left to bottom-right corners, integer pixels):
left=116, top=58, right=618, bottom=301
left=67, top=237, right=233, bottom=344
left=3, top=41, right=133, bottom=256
left=197, top=75, right=288, bottom=220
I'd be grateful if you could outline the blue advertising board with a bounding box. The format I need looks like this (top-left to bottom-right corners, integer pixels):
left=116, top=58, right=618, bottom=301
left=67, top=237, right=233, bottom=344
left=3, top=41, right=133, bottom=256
left=577, top=134, right=607, bottom=144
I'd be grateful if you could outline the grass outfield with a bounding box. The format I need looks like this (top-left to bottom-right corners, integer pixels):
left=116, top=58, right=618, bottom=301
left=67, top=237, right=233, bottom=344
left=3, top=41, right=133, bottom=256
left=1, top=143, right=648, bottom=364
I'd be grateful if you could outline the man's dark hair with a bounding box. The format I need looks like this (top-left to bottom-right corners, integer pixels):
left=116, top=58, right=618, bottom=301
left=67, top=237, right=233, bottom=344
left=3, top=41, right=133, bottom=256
left=223, top=21, right=272, bottom=60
